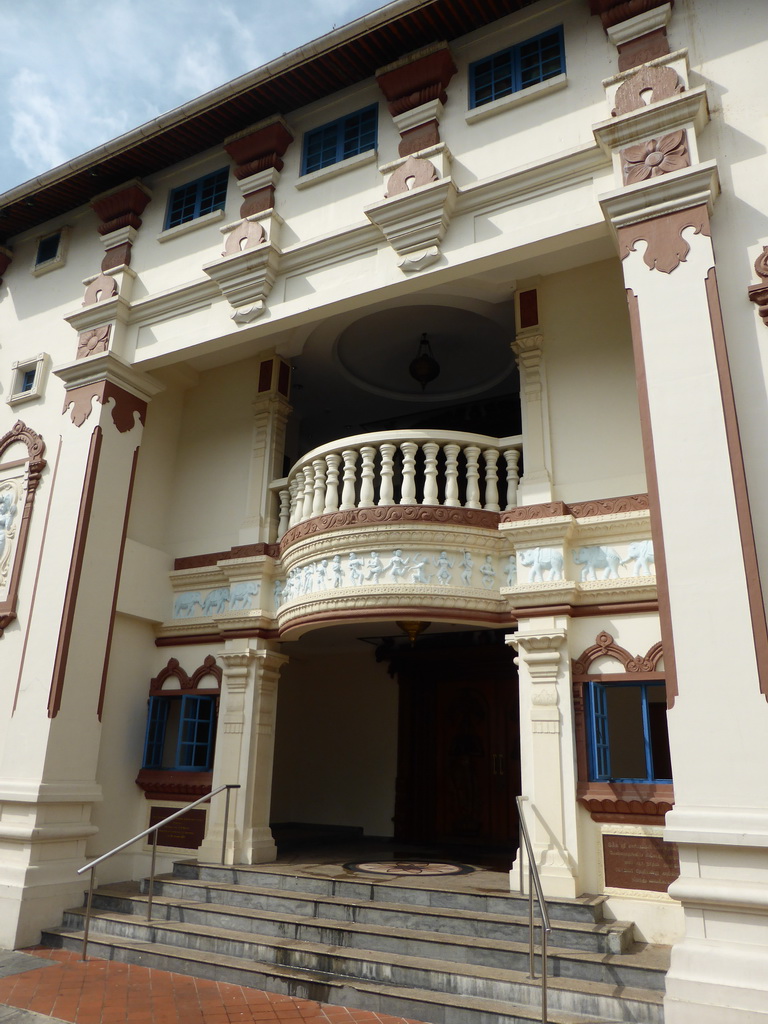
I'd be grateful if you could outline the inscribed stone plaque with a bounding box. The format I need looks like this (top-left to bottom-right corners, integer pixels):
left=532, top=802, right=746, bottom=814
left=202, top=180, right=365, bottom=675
left=603, top=833, right=679, bottom=892
left=149, top=806, right=206, bottom=850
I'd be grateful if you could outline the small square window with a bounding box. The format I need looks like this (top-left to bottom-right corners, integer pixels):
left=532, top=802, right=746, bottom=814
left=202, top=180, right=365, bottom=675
left=31, top=227, right=69, bottom=276
left=302, top=105, right=378, bottom=175
left=165, top=168, right=229, bottom=230
left=36, top=232, right=61, bottom=266
left=8, top=354, right=49, bottom=406
left=142, top=694, right=217, bottom=771
left=469, top=27, right=565, bottom=108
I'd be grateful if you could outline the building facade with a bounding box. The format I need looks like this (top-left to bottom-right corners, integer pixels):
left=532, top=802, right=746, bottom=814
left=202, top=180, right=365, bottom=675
left=1, top=1, right=767, bottom=1020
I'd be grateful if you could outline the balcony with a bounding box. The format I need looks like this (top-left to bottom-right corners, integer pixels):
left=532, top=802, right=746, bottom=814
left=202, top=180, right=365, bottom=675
left=273, top=428, right=522, bottom=541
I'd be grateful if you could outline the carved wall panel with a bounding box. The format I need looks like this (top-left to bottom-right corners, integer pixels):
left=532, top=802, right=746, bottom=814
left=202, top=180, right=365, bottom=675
left=0, top=421, right=46, bottom=636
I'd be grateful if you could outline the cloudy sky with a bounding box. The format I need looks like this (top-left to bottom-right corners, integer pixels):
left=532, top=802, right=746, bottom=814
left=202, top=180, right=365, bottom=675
left=0, top=0, right=388, bottom=196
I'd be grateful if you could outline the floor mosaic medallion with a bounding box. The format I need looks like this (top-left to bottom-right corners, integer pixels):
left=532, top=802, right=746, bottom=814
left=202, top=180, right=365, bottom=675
left=344, top=860, right=474, bottom=877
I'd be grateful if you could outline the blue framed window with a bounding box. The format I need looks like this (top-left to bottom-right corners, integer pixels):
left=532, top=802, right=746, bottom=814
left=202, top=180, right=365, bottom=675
left=302, top=105, right=378, bottom=175
left=585, top=681, right=672, bottom=783
left=165, top=168, right=229, bottom=229
left=142, top=694, right=216, bottom=771
left=470, top=27, right=565, bottom=108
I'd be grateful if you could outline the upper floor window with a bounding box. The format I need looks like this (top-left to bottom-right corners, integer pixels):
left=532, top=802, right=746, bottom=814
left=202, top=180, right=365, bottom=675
left=165, top=167, right=229, bottom=230
left=36, top=231, right=61, bottom=266
left=585, top=680, right=672, bottom=784
left=302, top=105, right=378, bottom=175
left=470, top=27, right=565, bottom=108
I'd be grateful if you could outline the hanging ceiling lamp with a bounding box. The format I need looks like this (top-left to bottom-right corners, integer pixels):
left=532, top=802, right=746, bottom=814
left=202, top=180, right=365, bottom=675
left=409, top=332, right=440, bottom=390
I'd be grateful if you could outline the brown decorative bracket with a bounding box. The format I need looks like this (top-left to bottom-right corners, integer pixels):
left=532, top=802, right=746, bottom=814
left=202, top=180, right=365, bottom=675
left=612, top=64, right=683, bottom=117
left=572, top=630, right=663, bottom=676
left=617, top=205, right=711, bottom=274
left=748, top=246, right=768, bottom=327
left=0, top=421, right=46, bottom=637
left=377, top=44, right=457, bottom=157
left=591, top=0, right=674, bottom=33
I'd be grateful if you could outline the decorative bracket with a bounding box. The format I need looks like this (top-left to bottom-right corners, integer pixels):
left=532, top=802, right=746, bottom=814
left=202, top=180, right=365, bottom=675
left=365, top=168, right=457, bottom=273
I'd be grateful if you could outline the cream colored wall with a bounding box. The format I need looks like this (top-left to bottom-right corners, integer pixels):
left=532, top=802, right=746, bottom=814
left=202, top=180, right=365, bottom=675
left=542, top=259, right=646, bottom=501
left=163, top=357, right=262, bottom=557
left=270, top=640, right=398, bottom=837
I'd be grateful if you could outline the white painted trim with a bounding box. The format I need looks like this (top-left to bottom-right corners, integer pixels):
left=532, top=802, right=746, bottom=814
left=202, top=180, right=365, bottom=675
left=157, top=207, right=225, bottom=243
left=465, top=74, right=567, bottom=125
left=295, top=148, right=378, bottom=189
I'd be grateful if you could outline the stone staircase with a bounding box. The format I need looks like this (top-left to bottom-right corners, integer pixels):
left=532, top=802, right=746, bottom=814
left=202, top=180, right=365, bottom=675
left=42, top=860, right=669, bottom=1024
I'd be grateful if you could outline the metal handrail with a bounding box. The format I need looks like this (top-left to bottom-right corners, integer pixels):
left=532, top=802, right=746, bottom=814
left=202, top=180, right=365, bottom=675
left=516, top=796, right=551, bottom=1024
left=76, top=783, right=240, bottom=960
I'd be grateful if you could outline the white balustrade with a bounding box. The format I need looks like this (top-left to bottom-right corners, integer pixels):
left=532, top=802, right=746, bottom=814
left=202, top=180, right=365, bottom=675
left=274, top=429, right=523, bottom=538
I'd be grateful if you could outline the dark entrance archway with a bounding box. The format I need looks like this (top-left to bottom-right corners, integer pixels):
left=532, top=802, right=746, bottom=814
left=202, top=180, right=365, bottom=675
left=391, top=631, right=520, bottom=854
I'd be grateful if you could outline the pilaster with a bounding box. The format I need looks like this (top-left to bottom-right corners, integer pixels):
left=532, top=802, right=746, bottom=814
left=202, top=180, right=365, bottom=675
left=508, top=620, right=580, bottom=898
left=594, top=32, right=768, bottom=1022
left=200, top=638, right=288, bottom=865
left=512, top=328, right=552, bottom=504
left=239, top=354, right=292, bottom=544
left=0, top=353, right=161, bottom=947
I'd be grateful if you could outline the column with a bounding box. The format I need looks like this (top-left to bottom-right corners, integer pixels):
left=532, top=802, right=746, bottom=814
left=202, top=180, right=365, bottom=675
left=239, top=354, right=292, bottom=544
left=597, top=59, right=768, bottom=1022
left=512, top=291, right=553, bottom=503
left=509, top=619, right=581, bottom=898
left=0, top=352, right=161, bottom=947
left=200, top=638, right=288, bottom=865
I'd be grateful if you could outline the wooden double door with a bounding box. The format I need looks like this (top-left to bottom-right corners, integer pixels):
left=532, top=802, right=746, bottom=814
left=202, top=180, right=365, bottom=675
left=393, top=639, right=520, bottom=850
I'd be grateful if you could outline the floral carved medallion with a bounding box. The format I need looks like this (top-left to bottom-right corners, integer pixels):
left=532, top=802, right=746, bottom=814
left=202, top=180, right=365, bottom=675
left=622, top=131, right=689, bottom=185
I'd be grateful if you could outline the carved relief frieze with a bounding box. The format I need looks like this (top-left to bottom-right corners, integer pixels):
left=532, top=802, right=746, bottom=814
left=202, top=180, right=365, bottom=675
left=0, top=422, right=46, bottom=636
left=280, top=504, right=499, bottom=548
left=748, top=246, right=768, bottom=328
left=622, top=130, right=689, bottom=184
left=173, top=580, right=261, bottom=619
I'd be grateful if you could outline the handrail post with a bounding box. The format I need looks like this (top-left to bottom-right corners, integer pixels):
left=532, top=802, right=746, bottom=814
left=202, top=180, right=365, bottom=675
left=146, top=829, right=158, bottom=922
left=221, top=784, right=233, bottom=864
left=528, top=861, right=536, bottom=979
left=541, top=917, right=548, bottom=1023
left=81, top=866, right=95, bottom=961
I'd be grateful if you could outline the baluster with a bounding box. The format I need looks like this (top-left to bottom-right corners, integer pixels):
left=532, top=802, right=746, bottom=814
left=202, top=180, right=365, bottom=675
left=422, top=442, right=439, bottom=505
left=359, top=446, right=376, bottom=507
left=444, top=444, right=460, bottom=507
left=483, top=447, right=500, bottom=512
left=277, top=489, right=290, bottom=538
left=504, top=448, right=521, bottom=510
left=302, top=466, right=314, bottom=520
left=465, top=445, right=481, bottom=509
left=400, top=442, right=418, bottom=505
left=289, top=472, right=303, bottom=527
left=378, top=443, right=395, bottom=505
left=324, top=453, right=341, bottom=513
left=340, top=449, right=358, bottom=510
left=312, top=459, right=326, bottom=516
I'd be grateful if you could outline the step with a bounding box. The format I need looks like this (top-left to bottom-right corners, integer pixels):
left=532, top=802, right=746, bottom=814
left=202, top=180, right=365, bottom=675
left=143, top=876, right=633, bottom=956
left=184, top=861, right=610, bottom=925
left=42, top=925, right=652, bottom=1024
left=48, top=909, right=664, bottom=1023
left=84, top=884, right=668, bottom=991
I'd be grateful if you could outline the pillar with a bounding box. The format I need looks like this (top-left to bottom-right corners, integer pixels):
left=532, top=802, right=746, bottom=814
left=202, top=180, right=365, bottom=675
left=596, top=41, right=768, bottom=1021
left=200, top=638, right=288, bottom=865
left=509, top=619, right=581, bottom=898
left=0, top=352, right=161, bottom=947
left=239, top=354, right=292, bottom=544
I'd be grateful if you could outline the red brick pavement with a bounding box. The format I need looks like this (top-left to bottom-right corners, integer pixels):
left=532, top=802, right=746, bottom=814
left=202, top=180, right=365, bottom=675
left=0, top=948, right=427, bottom=1024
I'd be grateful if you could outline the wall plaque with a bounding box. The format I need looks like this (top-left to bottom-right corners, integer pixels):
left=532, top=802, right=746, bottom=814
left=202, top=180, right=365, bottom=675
left=603, top=833, right=679, bottom=892
left=149, top=806, right=206, bottom=850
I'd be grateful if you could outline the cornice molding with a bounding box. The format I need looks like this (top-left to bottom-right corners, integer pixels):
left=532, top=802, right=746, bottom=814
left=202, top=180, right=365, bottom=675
left=593, top=86, right=708, bottom=154
left=54, top=351, right=164, bottom=402
left=599, top=160, right=720, bottom=235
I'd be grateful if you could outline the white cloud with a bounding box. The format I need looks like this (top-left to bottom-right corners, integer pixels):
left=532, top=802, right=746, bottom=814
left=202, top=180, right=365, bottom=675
left=0, top=0, right=386, bottom=195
